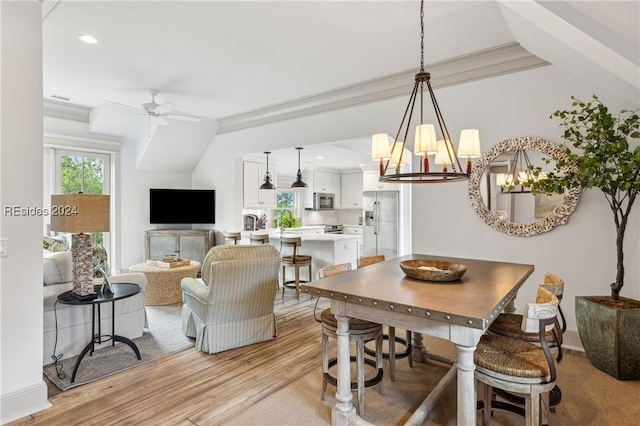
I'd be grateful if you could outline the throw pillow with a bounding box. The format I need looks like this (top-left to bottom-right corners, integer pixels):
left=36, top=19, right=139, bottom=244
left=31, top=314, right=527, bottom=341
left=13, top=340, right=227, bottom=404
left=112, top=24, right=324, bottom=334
left=43, top=235, right=69, bottom=252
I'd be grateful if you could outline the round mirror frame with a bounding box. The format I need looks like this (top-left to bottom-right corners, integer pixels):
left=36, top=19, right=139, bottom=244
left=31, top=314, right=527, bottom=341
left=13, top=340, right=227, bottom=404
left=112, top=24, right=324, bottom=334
left=468, top=136, right=581, bottom=237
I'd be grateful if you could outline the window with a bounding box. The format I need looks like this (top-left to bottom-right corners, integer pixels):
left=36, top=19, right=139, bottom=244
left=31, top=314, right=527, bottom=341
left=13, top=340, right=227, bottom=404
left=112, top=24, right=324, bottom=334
left=53, top=150, right=111, bottom=250
left=273, top=190, right=302, bottom=227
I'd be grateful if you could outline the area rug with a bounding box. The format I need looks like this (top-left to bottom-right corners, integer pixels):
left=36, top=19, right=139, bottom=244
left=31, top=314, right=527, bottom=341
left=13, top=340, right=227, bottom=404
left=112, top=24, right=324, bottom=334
left=222, top=352, right=456, bottom=426
left=43, top=304, right=193, bottom=391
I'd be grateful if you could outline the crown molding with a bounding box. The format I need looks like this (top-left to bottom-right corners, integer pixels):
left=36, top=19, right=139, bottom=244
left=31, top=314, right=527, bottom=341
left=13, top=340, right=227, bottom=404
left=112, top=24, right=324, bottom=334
left=217, top=42, right=549, bottom=134
left=43, top=99, right=91, bottom=122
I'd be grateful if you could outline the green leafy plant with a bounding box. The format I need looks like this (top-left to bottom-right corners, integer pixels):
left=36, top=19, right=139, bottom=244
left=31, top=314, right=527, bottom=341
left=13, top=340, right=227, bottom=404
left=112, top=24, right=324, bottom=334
left=532, top=95, right=640, bottom=300
left=279, top=214, right=301, bottom=228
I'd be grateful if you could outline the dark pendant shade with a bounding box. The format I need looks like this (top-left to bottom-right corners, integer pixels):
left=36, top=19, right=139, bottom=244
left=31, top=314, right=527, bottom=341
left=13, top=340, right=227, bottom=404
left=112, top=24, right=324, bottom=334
left=290, top=147, right=308, bottom=189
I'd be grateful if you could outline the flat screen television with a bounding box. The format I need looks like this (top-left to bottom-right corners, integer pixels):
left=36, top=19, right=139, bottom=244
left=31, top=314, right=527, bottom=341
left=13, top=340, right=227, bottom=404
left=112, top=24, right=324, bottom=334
left=150, top=188, right=215, bottom=224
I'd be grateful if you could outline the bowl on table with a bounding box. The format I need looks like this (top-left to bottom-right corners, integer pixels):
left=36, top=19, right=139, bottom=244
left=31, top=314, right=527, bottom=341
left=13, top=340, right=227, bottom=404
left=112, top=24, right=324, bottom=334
left=399, top=259, right=467, bottom=282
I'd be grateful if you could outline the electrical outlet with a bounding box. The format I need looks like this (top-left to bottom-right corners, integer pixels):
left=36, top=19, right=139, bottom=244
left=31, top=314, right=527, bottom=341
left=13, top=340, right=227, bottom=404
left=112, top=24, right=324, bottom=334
left=0, top=238, right=7, bottom=257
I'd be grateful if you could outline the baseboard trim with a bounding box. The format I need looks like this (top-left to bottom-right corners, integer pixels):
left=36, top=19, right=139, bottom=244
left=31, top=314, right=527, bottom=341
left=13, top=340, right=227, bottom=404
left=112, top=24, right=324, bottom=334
left=0, top=380, right=51, bottom=424
left=560, top=329, right=585, bottom=355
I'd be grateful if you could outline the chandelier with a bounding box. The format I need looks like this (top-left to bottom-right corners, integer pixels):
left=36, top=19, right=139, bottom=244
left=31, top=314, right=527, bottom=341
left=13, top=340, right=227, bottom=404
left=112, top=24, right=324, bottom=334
left=372, top=0, right=480, bottom=183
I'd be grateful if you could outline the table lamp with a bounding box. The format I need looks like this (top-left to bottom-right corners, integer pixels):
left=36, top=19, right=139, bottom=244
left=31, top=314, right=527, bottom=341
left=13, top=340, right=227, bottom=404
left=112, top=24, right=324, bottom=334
left=50, top=193, right=110, bottom=300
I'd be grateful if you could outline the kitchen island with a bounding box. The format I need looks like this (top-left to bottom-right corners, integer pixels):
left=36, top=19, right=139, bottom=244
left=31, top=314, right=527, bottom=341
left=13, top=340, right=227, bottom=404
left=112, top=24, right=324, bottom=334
left=240, top=229, right=359, bottom=281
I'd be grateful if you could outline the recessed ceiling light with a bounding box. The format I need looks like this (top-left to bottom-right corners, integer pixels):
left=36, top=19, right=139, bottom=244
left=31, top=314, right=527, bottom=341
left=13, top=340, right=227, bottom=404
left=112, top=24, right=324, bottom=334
left=316, top=156, right=324, bottom=160
left=358, top=164, right=366, bottom=167
left=77, top=34, right=98, bottom=44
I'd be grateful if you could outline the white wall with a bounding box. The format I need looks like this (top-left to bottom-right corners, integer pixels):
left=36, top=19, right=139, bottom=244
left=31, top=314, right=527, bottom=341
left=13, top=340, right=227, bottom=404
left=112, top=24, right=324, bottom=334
left=193, top=64, right=639, bottom=352
left=0, top=2, right=51, bottom=422
left=118, top=136, right=193, bottom=270
left=410, top=66, right=639, bottom=350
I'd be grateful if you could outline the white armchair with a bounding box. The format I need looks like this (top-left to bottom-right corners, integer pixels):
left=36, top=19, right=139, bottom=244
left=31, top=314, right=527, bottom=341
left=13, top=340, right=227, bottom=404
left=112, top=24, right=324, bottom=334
left=181, top=244, right=280, bottom=354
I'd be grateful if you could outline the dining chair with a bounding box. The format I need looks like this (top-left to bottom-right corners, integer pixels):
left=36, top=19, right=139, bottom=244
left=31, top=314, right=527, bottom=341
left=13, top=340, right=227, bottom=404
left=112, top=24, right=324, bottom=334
left=488, top=273, right=565, bottom=415
left=318, top=262, right=385, bottom=416
left=475, top=287, right=561, bottom=426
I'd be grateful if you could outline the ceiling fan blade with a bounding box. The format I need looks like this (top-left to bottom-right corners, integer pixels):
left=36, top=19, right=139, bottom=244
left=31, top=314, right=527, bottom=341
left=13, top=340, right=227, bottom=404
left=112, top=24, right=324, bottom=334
left=107, top=101, right=146, bottom=113
left=154, top=102, right=177, bottom=115
left=166, top=113, right=200, bottom=122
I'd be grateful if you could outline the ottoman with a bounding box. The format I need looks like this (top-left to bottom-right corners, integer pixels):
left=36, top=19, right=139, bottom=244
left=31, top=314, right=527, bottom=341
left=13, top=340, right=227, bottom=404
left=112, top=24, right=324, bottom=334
left=129, top=261, right=200, bottom=305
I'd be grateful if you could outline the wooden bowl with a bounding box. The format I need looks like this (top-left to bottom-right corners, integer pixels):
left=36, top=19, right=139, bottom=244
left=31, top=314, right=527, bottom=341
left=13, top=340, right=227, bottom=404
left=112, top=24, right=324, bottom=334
left=399, top=259, right=467, bottom=282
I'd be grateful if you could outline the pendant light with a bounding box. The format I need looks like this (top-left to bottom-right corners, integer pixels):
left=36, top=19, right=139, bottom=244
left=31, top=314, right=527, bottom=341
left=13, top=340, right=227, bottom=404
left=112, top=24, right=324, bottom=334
left=290, top=147, right=308, bottom=189
left=259, top=151, right=276, bottom=190
left=372, top=0, right=480, bottom=183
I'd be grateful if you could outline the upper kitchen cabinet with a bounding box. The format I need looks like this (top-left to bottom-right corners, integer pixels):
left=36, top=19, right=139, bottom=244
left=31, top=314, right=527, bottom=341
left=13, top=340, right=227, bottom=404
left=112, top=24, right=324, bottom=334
left=243, top=161, right=277, bottom=208
left=363, top=169, right=391, bottom=191
left=303, top=169, right=341, bottom=208
left=341, top=172, right=363, bottom=208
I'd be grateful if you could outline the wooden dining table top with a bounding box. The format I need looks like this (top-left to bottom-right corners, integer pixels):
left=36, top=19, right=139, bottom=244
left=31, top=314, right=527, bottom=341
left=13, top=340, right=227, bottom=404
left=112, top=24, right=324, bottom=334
left=301, top=253, right=534, bottom=330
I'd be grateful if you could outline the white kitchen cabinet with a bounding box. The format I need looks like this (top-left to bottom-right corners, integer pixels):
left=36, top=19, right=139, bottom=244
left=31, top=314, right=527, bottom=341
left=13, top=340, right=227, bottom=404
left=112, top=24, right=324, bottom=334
left=332, top=173, right=342, bottom=208
left=303, top=169, right=340, bottom=208
left=333, top=239, right=359, bottom=270
left=343, top=225, right=363, bottom=260
left=341, top=172, right=363, bottom=208
left=243, top=161, right=276, bottom=208
left=363, top=169, right=390, bottom=191
left=314, top=170, right=334, bottom=193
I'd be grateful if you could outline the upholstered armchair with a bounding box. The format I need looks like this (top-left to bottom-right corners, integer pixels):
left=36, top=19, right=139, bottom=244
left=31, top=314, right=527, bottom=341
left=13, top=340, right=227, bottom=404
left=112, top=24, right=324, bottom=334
left=181, top=244, right=281, bottom=354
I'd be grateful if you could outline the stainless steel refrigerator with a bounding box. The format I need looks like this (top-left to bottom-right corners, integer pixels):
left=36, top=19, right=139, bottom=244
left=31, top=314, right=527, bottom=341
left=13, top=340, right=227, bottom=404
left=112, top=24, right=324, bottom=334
left=362, top=191, right=399, bottom=259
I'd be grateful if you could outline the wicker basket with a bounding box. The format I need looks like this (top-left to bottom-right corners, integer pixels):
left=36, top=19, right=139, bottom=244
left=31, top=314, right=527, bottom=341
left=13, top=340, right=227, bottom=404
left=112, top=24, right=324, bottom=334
left=129, top=261, right=200, bottom=305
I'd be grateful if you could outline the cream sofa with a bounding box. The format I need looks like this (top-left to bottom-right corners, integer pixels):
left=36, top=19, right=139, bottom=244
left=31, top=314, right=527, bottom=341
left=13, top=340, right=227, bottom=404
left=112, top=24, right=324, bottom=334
left=181, top=245, right=280, bottom=354
left=43, top=250, right=148, bottom=365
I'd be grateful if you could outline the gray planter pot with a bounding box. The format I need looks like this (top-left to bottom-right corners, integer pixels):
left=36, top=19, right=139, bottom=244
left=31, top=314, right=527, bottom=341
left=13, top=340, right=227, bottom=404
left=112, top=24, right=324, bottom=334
left=575, top=295, right=640, bottom=380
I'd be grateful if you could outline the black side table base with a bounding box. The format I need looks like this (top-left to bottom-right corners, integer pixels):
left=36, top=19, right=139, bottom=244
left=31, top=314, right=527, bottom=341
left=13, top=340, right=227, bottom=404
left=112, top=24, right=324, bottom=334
left=71, top=335, right=141, bottom=383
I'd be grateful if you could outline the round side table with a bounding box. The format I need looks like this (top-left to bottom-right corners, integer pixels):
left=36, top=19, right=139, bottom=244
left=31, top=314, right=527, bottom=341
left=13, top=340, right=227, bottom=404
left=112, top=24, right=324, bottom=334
left=129, top=261, right=200, bottom=305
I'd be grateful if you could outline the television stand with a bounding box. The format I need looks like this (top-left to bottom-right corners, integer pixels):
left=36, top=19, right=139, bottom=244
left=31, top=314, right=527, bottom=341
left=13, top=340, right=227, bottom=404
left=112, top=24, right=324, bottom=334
left=144, top=229, right=214, bottom=271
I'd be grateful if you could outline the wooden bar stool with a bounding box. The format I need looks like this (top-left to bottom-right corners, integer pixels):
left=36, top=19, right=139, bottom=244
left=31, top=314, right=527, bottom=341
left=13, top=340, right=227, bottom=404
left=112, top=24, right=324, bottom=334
left=250, top=233, right=270, bottom=245
left=318, top=263, right=384, bottom=416
left=223, top=231, right=241, bottom=245
left=359, top=255, right=413, bottom=381
left=280, top=236, right=312, bottom=300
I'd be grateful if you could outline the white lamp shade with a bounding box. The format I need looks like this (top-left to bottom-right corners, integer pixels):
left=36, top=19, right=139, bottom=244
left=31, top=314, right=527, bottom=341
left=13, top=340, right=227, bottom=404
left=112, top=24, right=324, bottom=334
left=434, top=139, right=454, bottom=165
left=414, top=124, right=438, bottom=156
left=390, top=142, right=409, bottom=166
left=457, top=129, right=481, bottom=158
left=371, top=133, right=392, bottom=160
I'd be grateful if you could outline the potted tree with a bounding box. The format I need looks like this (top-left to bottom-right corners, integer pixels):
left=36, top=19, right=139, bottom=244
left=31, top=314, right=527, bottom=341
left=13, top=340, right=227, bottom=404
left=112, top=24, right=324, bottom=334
left=532, top=95, right=640, bottom=379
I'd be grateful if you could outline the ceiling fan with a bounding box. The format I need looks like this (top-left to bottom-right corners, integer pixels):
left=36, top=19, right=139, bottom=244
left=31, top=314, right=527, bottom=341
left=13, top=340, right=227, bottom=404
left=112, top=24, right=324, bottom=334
left=108, top=89, right=200, bottom=128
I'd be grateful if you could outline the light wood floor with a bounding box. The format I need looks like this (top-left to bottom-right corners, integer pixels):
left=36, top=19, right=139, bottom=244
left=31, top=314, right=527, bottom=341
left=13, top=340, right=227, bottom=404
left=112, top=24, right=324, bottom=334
left=10, top=291, right=328, bottom=426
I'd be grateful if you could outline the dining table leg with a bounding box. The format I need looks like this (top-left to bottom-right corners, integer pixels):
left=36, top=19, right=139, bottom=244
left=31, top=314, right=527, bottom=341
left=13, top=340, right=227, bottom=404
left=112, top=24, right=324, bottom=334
left=332, top=314, right=356, bottom=425
left=456, top=344, right=477, bottom=426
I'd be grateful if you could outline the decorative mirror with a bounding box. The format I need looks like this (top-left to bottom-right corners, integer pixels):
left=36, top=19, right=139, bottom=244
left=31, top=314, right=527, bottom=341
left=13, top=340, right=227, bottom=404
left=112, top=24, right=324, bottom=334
left=468, top=136, right=581, bottom=237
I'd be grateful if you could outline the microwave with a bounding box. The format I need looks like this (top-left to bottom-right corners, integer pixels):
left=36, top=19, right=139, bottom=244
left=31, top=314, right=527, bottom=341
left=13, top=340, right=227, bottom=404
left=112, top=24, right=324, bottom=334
left=313, top=192, right=335, bottom=210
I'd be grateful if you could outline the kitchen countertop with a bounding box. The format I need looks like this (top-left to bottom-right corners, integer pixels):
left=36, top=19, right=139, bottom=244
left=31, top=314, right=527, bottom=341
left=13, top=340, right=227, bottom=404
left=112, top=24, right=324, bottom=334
left=240, top=228, right=359, bottom=242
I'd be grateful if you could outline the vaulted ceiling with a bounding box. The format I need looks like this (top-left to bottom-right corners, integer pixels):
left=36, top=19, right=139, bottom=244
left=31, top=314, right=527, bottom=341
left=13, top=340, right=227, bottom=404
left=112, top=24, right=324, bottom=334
left=42, top=1, right=639, bottom=173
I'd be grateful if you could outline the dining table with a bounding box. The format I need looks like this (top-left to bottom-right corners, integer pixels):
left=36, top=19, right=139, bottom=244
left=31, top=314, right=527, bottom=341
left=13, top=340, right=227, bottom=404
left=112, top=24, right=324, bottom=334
left=301, top=253, right=534, bottom=426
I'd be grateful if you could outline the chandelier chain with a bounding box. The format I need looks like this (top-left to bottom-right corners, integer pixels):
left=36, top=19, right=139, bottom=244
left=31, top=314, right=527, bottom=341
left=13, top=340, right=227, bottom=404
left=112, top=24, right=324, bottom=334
left=420, top=0, right=425, bottom=72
